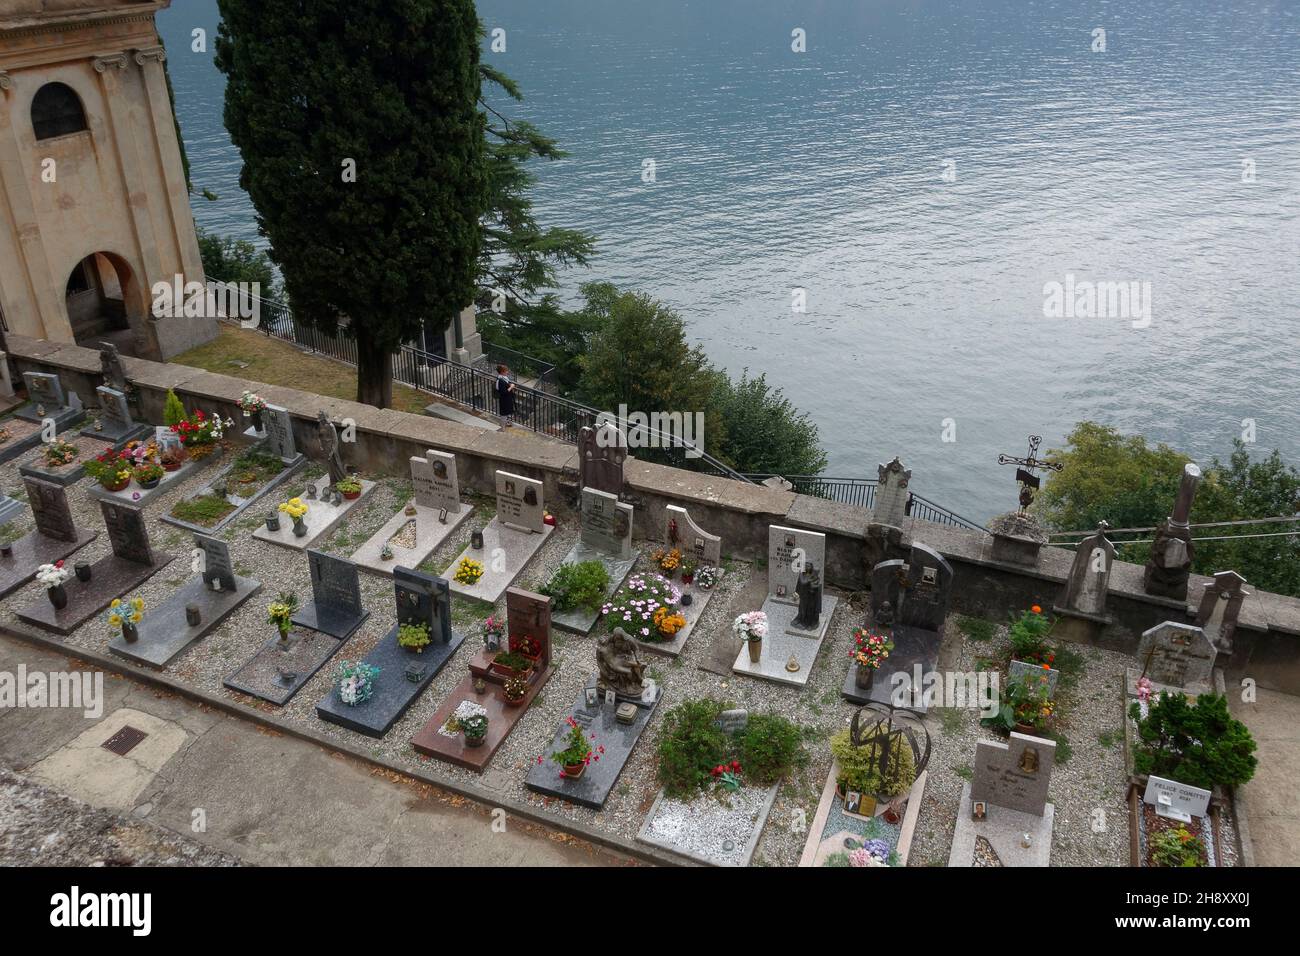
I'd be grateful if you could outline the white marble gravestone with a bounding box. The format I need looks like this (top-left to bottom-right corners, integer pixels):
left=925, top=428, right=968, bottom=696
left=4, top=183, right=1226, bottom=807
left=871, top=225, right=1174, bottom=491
left=663, top=504, right=721, bottom=566
left=352, top=449, right=472, bottom=576
left=446, top=470, right=553, bottom=604
left=1137, top=621, right=1217, bottom=692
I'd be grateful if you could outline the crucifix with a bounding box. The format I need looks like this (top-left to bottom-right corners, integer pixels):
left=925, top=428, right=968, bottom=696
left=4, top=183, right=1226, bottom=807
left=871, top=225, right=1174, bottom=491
left=997, top=435, right=1062, bottom=512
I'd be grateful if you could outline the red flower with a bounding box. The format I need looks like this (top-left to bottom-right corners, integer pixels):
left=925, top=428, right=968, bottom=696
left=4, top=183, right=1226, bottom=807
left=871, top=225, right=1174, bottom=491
left=1031, top=605, right=1042, bottom=614
left=731, top=760, right=741, bottom=771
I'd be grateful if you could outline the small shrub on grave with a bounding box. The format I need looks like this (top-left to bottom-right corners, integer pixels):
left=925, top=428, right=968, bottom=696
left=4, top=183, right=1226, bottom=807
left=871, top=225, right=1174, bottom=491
left=656, top=699, right=729, bottom=798
left=541, top=560, right=611, bottom=613
left=1008, top=605, right=1055, bottom=664
left=163, top=388, right=187, bottom=427
left=831, top=728, right=916, bottom=798
left=983, top=668, right=1055, bottom=734
left=736, top=713, right=807, bottom=787
left=1149, top=826, right=1206, bottom=868
left=958, top=615, right=996, bottom=643
left=398, top=621, right=431, bottom=652
left=1128, top=692, right=1257, bottom=790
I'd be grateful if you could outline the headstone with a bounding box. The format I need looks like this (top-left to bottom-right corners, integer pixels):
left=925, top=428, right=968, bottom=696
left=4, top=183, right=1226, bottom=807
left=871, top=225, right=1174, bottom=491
left=1137, top=621, right=1217, bottom=690
left=23, top=475, right=79, bottom=543
left=1194, top=570, right=1250, bottom=652
left=23, top=371, right=64, bottom=410
left=767, top=525, right=826, bottom=602
left=580, top=486, right=633, bottom=560
left=1057, top=521, right=1115, bottom=618
left=86, top=385, right=143, bottom=443
left=873, top=456, right=911, bottom=528
left=394, top=565, right=452, bottom=645
left=194, top=533, right=235, bottom=592
left=506, top=586, right=552, bottom=669
left=410, top=449, right=461, bottom=513
left=578, top=421, right=627, bottom=496
left=99, top=342, right=128, bottom=393
left=870, top=559, right=905, bottom=622
left=664, top=504, right=721, bottom=566
left=1009, top=659, right=1060, bottom=697
left=293, top=549, right=369, bottom=639
left=100, top=500, right=155, bottom=566
left=1142, top=775, right=1212, bottom=824
left=0, top=351, right=14, bottom=399
left=262, top=404, right=296, bottom=460
left=971, top=732, right=1056, bottom=817
left=896, top=542, right=953, bottom=632
left=0, top=494, right=23, bottom=528
left=714, top=708, right=749, bottom=734
left=495, top=470, right=544, bottom=533
left=1144, top=463, right=1201, bottom=600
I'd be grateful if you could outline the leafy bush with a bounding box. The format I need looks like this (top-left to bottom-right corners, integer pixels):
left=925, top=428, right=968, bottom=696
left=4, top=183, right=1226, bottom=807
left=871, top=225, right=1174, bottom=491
left=1149, top=827, right=1206, bottom=867
left=737, top=714, right=807, bottom=786
left=541, top=560, right=610, bottom=613
left=655, top=699, right=729, bottom=798
left=1008, top=606, right=1054, bottom=664
left=163, top=389, right=187, bottom=427
left=831, top=728, right=915, bottom=797
left=1129, top=692, right=1257, bottom=789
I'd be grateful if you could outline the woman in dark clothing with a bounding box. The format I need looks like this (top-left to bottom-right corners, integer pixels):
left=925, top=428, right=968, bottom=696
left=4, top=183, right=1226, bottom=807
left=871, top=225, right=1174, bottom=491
left=495, top=364, right=516, bottom=426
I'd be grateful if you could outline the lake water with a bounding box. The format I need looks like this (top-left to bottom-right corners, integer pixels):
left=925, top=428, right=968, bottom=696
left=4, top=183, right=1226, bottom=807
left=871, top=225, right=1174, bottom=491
left=159, top=0, right=1300, bottom=522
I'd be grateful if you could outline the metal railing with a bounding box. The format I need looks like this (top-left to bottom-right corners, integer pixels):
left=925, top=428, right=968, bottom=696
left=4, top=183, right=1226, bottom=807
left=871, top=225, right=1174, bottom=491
left=475, top=340, right=558, bottom=393
left=906, top=492, right=988, bottom=533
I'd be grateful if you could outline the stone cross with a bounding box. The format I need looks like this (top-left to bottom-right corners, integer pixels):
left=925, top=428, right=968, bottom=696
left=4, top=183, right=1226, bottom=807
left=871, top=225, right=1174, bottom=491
left=1144, top=463, right=1201, bottom=600
left=1194, top=570, right=1249, bottom=653
left=873, top=456, right=911, bottom=528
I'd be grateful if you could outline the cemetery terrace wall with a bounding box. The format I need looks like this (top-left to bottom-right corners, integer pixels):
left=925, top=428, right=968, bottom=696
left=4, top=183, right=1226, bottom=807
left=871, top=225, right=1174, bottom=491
left=8, top=335, right=1300, bottom=694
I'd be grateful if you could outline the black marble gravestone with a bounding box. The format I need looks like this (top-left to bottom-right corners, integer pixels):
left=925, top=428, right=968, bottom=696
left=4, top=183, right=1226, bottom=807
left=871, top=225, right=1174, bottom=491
left=292, top=549, right=370, bottom=639
left=0, top=477, right=97, bottom=598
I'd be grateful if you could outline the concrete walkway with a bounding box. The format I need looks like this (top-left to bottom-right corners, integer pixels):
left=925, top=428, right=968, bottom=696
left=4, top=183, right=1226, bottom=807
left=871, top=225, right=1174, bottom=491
left=1232, top=687, right=1300, bottom=866
left=0, top=634, right=633, bottom=867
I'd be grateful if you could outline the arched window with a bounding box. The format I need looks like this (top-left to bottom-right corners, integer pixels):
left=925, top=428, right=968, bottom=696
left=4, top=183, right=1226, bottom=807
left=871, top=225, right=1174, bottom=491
left=31, top=83, right=88, bottom=140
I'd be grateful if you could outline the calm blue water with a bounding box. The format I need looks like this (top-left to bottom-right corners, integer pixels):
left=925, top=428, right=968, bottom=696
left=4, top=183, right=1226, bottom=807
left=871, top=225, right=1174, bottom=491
left=160, top=0, right=1300, bottom=522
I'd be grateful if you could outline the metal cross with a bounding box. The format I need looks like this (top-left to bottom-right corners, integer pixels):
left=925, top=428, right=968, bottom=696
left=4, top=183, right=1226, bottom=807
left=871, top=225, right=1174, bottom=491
left=997, top=435, right=1063, bottom=512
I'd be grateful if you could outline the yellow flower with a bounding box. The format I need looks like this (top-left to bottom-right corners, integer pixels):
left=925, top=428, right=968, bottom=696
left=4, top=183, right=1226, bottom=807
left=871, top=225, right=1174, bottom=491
left=131, top=597, right=144, bottom=612
left=108, top=613, right=122, bottom=627
left=130, top=612, right=142, bottom=624
left=110, top=599, right=122, bottom=609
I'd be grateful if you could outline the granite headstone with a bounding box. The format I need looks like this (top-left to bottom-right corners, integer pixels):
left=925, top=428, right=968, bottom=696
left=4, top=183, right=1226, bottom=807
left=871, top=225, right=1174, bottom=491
left=580, top=486, right=633, bottom=559
left=971, top=732, right=1056, bottom=817
left=1137, top=621, right=1217, bottom=690
left=495, top=470, right=545, bottom=533
left=411, top=449, right=461, bottom=513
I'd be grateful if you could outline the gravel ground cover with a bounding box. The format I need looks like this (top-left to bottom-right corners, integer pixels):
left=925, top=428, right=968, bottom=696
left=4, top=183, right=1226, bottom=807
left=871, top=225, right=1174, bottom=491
left=0, top=435, right=1149, bottom=866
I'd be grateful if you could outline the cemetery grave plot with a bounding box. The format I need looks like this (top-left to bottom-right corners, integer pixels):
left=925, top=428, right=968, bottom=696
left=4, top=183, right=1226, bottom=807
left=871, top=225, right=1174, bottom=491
left=162, top=443, right=304, bottom=534
left=352, top=449, right=472, bottom=577
left=0, top=416, right=51, bottom=466
left=224, top=625, right=347, bottom=706
left=638, top=783, right=780, bottom=867
left=13, top=372, right=85, bottom=432
left=17, top=431, right=121, bottom=487
left=549, top=488, right=638, bottom=636
left=252, top=473, right=377, bottom=551
left=446, top=471, right=554, bottom=605
left=78, top=385, right=151, bottom=447
left=0, top=476, right=98, bottom=599
left=799, top=766, right=927, bottom=867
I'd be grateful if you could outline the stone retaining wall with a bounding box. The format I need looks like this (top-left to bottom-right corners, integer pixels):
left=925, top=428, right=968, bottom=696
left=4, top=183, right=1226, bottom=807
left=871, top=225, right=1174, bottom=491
left=7, top=334, right=1299, bottom=694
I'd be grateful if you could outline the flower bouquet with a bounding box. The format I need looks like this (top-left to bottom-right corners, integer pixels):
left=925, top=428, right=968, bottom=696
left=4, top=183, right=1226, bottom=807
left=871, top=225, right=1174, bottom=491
left=37, top=561, right=74, bottom=609
left=454, top=556, right=484, bottom=586
left=849, top=627, right=895, bottom=689
left=39, top=440, right=79, bottom=470
left=239, top=390, right=267, bottom=430
left=107, top=595, right=145, bottom=641
left=733, top=610, right=768, bottom=663
left=279, top=497, right=309, bottom=536
left=267, top=591, right=300, bottom=642
left=337, top=659, right=380, bottom=706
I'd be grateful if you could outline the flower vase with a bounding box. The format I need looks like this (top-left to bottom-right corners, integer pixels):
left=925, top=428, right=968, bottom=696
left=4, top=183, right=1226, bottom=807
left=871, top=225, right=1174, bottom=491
left=250, top=409, right=264, bottom=431
left=292, top=517, right=307, bottom=538
left=747, top=638, right=762, bottom=663
left=121, top=622, right=139, bottom=643
left=48, top=584, right=68, bottom=610
left=855, top=664, right=875, bottom=690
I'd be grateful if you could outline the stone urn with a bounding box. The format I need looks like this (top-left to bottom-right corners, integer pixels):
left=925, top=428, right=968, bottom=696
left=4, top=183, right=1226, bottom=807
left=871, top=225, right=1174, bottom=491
left=74, top=562, right=92, bottom=583
left=266, top=513, right=281, bottom=532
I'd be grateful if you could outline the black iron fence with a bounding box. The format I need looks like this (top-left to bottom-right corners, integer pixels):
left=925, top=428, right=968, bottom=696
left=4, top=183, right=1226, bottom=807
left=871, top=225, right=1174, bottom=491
left=475, top=340, right=557, bottom=394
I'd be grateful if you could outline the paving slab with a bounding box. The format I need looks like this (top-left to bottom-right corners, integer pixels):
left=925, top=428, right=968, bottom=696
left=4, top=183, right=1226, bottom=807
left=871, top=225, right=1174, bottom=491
left=252, top=475, right=376, bottom=551
left=224, top=625, right=349, bottom=706
left=352, top=500, right=472, bottom=577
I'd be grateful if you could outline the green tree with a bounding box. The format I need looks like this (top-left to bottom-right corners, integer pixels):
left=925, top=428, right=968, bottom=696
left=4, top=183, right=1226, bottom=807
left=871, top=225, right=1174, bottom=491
left=709, top=370, right=827, bottom=476
left=1036, top=424, right=1300, bottom=596
left=215, top=0, right=487, bottom=408
left=473, top=58, right=598, bottom=386
left=1128, top=693, right=1257, bottom=789
left=196, top=228, right=279, bottom=301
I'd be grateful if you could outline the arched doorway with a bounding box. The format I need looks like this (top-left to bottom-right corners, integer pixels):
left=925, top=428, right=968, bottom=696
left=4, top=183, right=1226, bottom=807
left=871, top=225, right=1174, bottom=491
left=65, top=252, right=152, bottom=357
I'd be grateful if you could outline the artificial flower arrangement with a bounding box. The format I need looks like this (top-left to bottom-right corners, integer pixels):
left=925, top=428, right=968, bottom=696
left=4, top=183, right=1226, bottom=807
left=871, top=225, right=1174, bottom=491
left=83, top=447, right=133, bottom=489
left=337, top=659, right=380, bottom=706
left=502, top=674, right=529, bottom=703
left=39, top=440, right=79, bottom=469
left=544, top=715, right=603, bottom=777
left=732, top=610, right=768, bottom=643
left=278, top=497, right=309, bottom=521
left=454, top=556, right=484, bottom=586
left=238, top=391, right=267, bottom=415
left=849, top=627, right=895, bottom=670
left=36, top=561, right=73, bottom=589
left=512, top=634, right=542, bottom=660
left=694, top=565, right=721, bottom=590
left=106, top=596, right=145, bottom=632
left=482, top=614, right=506, bottom=643
left=601, top=572, right=682, bottom=643
left=398, top=621, right=432, bottom=653
left=711, top=759, right=743, bottom=792
left=651, top=547, right=682, bottom=575
left=267, top=591, right=300, bottom=641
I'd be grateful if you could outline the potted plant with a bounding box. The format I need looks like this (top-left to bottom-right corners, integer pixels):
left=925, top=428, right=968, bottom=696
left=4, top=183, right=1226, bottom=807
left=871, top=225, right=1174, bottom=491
left=461, top=712, right=489, bottom=748
left=694, top=565, right=721, bottom=590
left=336, top=659, right=380, bottom=706
left=337, top=475, right=363, bottom=500
left=172, top=408, right=233, bottom=460
left=36, top=561, right=73, bottom=610
left=1008, top=605, right=1055, bottom=666
left=549, top=716, right=597, bottom=779
left=482, top=614, right=506, bottom=650
left=39, top=440, right=79, bottom=470
left=107, top=595, right=145, bottom=642
left=849, top=627, right=895, bottom=690
left=502, top=674, right=529, bottom=706
left=132, top=461, right=165, bottom=490
left=454, top=556, right=484, bottom=586
left=239, top=390, right=267, bottom=431
left=733, top=611, right=768, bottom=663
left=83, top=447, right=133, bottom=491
left=160, top=444, right=187, bottom=472
left=652, top=547, right=682, bottom=577
left=679, top=556, right=699, bottom=585
left=278, top=497, right=309, bottom=537
left=490, top=649, right=535, bottom=680
left=398, top=621, right=432, bottom=653
left=652, top=605, right=687, bottom=640
left=267, top=591, right=300, bottom=644
left=984, top=671, right=1054, bottom=736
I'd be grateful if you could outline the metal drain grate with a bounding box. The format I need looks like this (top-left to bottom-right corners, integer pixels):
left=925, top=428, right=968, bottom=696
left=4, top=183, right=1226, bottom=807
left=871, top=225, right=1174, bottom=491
left=101, top=725, right=148, bottom=756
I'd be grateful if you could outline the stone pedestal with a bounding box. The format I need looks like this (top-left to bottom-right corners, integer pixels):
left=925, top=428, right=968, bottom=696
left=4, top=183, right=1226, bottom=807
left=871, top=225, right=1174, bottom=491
left=987, top=512, right=1049, bottom=567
